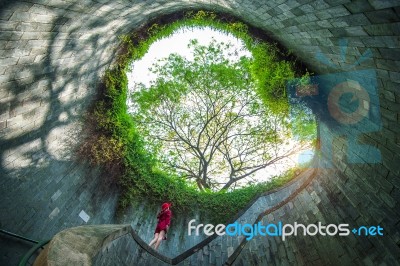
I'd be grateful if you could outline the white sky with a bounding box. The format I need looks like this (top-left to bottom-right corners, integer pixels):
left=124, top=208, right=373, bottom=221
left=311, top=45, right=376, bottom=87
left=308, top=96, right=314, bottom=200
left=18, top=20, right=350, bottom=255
left=127, top=27, right=251, bottom=88
left=126, top=27, right=314, bottom=186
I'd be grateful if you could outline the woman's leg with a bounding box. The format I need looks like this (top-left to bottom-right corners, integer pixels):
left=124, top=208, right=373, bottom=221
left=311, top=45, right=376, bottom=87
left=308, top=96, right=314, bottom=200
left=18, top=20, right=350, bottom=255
left=154, top=230, right=165, bottom=250
left=149, top=233, right=159, bottom=248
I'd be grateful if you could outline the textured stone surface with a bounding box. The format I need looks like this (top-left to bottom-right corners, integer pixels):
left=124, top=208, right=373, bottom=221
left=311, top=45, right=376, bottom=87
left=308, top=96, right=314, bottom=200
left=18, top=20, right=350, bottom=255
left=0, top=0, right=400, bottom=265
left=37, top=224, right=130, bottom=266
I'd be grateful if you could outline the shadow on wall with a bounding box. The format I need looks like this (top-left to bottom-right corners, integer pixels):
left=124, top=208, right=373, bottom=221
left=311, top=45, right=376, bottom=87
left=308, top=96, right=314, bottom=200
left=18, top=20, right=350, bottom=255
left=0, top=0, right=234, bottom=192
left=1, top=4, right=119, bottom=180
left=0, top=0, right=142, bottom=244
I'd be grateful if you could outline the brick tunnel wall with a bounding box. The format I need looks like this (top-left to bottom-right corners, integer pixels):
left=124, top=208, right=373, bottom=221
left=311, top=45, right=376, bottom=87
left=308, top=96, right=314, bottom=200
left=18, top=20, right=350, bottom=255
left=0, top=0, right=399, bottom=264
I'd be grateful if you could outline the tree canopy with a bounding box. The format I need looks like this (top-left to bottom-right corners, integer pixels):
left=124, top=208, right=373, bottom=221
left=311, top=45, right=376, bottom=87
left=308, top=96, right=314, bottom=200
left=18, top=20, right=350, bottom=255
left=129, top=39, right=308, bottom=191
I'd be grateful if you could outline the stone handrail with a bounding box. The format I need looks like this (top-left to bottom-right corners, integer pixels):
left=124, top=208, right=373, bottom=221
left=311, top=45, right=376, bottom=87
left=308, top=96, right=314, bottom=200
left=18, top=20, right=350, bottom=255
left=34, top=224, right=132, bottom=266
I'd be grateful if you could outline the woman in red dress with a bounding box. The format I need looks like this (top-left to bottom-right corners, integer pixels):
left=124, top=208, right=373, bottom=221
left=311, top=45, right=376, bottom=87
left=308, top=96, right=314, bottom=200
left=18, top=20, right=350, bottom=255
left=149, top=202, right=172, bottom=250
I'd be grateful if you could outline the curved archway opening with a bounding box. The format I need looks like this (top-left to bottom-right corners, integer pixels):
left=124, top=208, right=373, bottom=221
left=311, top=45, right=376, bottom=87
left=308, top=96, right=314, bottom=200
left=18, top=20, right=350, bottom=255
left=127, top=24, right=317, bottom=192
left=79, top=10, right=318, bottom=224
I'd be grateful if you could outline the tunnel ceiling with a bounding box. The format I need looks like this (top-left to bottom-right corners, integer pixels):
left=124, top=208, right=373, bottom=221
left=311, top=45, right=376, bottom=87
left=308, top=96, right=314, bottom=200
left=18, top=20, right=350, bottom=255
left=0, top=0, right=399, bottom=265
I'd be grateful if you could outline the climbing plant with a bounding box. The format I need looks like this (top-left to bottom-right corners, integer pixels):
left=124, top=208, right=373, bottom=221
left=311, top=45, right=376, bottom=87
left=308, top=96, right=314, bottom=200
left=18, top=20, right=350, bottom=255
left=80, top=10, right=316, bottom=224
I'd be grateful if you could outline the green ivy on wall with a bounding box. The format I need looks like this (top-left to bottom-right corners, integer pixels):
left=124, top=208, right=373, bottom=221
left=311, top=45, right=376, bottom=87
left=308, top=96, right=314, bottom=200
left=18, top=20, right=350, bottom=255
left=80, top=10, right=313, bottom=224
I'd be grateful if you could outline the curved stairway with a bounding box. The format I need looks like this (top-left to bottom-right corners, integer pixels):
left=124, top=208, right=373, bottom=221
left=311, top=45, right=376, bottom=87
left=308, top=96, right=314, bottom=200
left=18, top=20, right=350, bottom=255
left=36, top=169, right=321, bottom=265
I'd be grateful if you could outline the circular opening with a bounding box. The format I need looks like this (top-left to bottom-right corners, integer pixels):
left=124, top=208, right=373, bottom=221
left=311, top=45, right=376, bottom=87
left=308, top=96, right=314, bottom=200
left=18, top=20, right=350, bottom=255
left=84, top=11, right=318, bottom=222
left=127, top=25, right=316, bottom=191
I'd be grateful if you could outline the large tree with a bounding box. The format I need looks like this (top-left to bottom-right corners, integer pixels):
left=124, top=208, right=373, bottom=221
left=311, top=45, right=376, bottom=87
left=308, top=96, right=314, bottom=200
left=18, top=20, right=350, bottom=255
left=130, top=39, right=305, bottom=191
